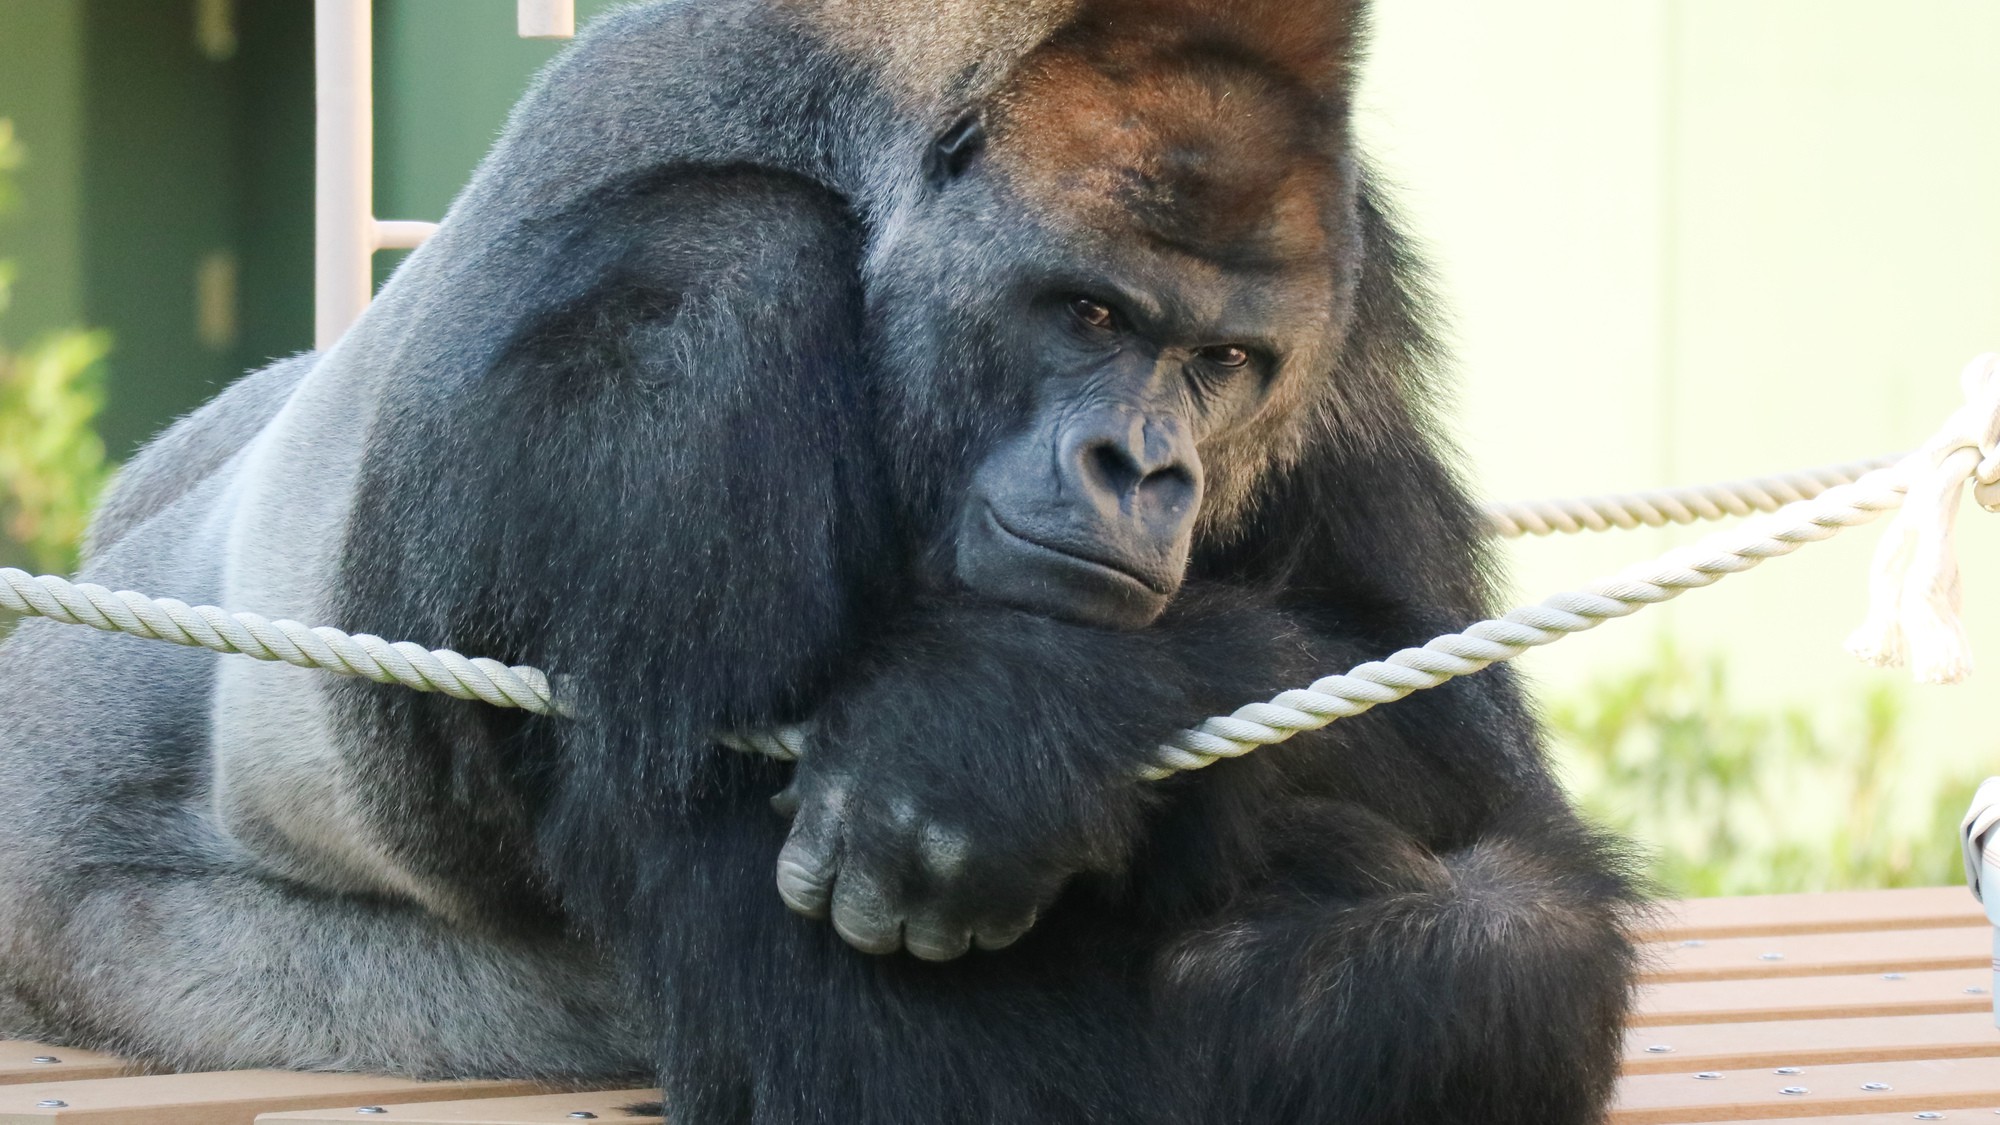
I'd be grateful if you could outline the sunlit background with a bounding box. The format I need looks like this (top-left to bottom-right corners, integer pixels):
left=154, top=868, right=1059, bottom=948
left=1, top=0, right=1996, bottom=895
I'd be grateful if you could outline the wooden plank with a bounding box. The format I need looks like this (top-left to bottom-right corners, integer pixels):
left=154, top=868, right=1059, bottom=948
left=1642, top=926, right=1993, bottom=982
left=0, top=1073, right=543, bottom=1125
left=0, top=1047, right=127, bottom=1087
left=1623, top=1012, right=2000, bottom=1074
left=1652, top=1116, right=2000, bottom=1125
left=1612, top=1057, right=2000, bottom=1123
left=1638, top=887, right=1984, bottom=942
left=260, top=1088, right=661, bottom=1123
left=1636, top=969, right=1992, bottom=1026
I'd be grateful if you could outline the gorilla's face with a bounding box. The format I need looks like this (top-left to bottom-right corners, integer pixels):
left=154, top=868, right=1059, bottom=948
left=870, top=38, right=1352, bottom=630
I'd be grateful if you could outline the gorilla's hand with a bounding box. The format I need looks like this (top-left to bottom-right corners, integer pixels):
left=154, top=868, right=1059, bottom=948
left=772, top=751, right=1082, bottom=961
left=764, top=593, right=1315, bottom=958
left=763, top=604, right=1216, bottom=960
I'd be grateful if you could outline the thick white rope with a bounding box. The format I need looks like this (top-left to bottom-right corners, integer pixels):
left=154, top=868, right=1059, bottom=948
left=0, top=570, right=563, bottom=715
left=1140, top=463, right=1916, bottom=776
left=4, top=357, right=1995, bottom=780
left=1481, top=455, right=1901, bottom=539
left=1846, top=356, right=2000, bottom=684
left=1146, top=354, right=2000, bottom=776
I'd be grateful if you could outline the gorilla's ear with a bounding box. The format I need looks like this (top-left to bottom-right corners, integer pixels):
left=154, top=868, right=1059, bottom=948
left=926, top=111, right=986, bottom=189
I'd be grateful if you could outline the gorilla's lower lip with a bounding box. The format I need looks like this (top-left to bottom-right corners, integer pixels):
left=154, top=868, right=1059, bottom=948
left=982, top=509, right=1172, bottom=597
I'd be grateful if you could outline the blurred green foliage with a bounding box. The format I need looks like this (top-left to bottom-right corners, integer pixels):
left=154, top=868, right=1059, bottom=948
left=1548, top=639, right=1982, bottom=897
left=0, top=117, right=113, bottom=576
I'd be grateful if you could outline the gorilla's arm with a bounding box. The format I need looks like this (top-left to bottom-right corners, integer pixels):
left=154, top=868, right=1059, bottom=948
left=328, top=166, right=892, bottom=908
left=770, top=590, right=1311, bottom=960
left=771, top=574, right=1569, bottom=961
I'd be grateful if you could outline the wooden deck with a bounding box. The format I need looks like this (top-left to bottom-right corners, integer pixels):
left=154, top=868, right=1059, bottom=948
left=0, top=887, right=1992, bottom=1123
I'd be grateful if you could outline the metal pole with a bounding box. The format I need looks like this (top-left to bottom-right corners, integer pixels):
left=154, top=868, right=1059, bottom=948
left=313, top=0, right=372, bottom=350
left=374, top=221, right=440, bottom=251
left=316, top=1, right=569, bottom=348
left=517, top=0, right=575, bottom=39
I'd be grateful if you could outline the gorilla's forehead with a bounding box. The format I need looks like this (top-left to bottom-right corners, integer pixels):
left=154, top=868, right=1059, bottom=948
left=986, top=37, right=1339, bottom=272
left=793, top=0, right=1082, bottom=107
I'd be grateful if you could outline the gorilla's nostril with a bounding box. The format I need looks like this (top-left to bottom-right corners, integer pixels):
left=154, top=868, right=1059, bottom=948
left=1082, top=438, right=1197, bottom=514
left=1137, top=464, right=1197, bottom=515
left=1086, top=441, right=1144, bottom=498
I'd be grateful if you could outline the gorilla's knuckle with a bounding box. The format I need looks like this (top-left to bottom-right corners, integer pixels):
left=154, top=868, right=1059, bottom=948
left=916, top=823, right=973, bottom=880
left=811, top=778, right=853, bottom=817
left=886, top=796, right=921, bottom=830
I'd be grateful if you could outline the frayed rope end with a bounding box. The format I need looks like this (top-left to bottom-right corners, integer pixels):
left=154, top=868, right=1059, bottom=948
left=1849, top=353, right=2000, bottom=685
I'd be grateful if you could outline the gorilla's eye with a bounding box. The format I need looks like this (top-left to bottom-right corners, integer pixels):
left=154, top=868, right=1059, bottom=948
left=1201, top=345, right=1252, bottom=369
left=1069, top=298, right=1115, bottom=330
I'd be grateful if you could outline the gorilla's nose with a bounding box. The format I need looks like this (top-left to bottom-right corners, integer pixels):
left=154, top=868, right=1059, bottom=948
left=1066, top=411, right=1200, bottom=531
left=956, top=407, right=1203, bottom=630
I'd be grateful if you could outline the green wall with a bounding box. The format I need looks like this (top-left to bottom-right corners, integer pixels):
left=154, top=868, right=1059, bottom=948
left=0, top=0, right=627, bottom=459
left=371, top=0, right=623, bottom=285
left=0, top=0, right=87, bottom=336
left=0, top=0, right=312, bottom=460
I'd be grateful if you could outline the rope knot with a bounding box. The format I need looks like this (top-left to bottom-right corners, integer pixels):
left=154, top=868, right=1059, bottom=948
left=1846, top=353, right=2000, bottom=684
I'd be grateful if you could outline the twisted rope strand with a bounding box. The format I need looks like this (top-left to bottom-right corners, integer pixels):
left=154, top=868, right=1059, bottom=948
left=0, top=569, right=563, bottom=715
left=1140, top=460, right=1918, bottom=778
left=1481, top=454, right=1902, bottom=538
left=0, top=452, right=1936, bottom=774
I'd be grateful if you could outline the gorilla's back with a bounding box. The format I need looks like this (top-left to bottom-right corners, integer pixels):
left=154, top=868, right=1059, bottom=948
left=0, top=349, right=643, bottom=1074
left=0, top=355, right=313, bottom=880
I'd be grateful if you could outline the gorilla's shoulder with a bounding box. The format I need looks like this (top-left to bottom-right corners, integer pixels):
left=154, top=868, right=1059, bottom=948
left=84, top=353, right=315, bottom=560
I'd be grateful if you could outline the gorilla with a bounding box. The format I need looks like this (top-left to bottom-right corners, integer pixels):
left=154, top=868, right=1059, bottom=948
left=0, top=0, right=1639, bottom=1121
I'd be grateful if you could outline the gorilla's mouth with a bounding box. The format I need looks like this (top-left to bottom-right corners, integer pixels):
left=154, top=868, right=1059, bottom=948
left=954, top=504, right=1178, bottom=631
left=983, top=508, right=1173, bottom=597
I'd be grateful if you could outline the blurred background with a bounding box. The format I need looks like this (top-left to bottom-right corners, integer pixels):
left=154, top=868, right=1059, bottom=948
left=0, top=0, right=1995, bottom=896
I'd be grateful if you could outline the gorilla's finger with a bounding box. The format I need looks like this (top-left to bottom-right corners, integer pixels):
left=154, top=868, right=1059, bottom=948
left=775, top=844, right=836, bottom=918
left=769, top=781, right=801, bottom=819
left=902, top=915, right=972, bottom=962
left=973, top=912, right=1036, bottom=952
left=830, top=869, right=903, bottom=955
left=775, top=804, right=841, bottom=917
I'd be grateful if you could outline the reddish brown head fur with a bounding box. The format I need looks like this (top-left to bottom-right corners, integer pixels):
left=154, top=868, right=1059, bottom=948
left=984, top=1, right=1357, bottom=267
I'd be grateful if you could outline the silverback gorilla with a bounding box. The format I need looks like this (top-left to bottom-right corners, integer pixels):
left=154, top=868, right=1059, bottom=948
left=0, top=0, right=1639, bottom=1121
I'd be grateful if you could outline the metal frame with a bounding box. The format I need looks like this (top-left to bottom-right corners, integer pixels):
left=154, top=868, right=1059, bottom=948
left=313, top=0, right=574, bottom=349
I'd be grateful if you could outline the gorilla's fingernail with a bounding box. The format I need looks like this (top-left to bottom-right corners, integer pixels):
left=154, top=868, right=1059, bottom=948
left=831, top=911, right=903, bottom=956
left=974, top=913, right=1035, bottom=952
left=770, top=786, right=800, bottom=818
left=775, top=857, right=831, bottom=917
left=903, top=924, right=971, bottom=962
